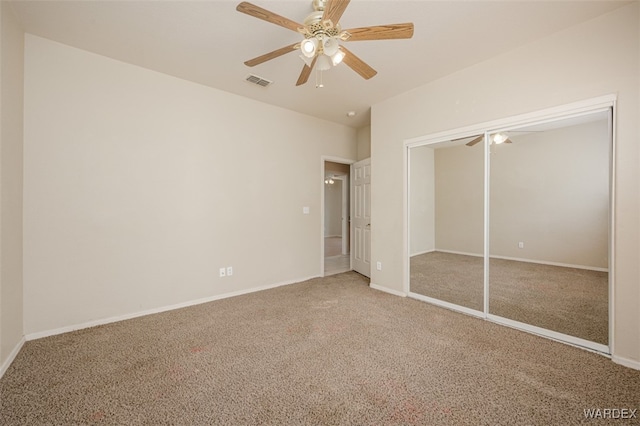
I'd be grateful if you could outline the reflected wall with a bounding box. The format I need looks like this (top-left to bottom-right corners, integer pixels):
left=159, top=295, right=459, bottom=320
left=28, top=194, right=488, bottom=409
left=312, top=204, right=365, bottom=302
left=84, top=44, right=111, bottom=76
left=409, top=140, right=484, bottom=312
left=408, top=107, right=611, bottom=350
left=488, top=112, right=610, bottom=345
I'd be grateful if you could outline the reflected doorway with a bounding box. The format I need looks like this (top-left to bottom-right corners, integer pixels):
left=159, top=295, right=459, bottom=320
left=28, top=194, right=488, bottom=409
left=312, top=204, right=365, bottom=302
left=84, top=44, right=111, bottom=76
left=324, top=161, right=350, bottom=276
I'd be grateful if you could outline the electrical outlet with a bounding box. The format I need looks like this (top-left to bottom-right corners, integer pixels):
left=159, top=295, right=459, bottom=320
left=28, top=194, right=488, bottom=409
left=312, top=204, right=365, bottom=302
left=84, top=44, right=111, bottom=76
left=227, top=266, right=233, bottom=276
left=518, top=242, right=524, bottom=249
left=376, top=261, right=382, bottom=271
left=219, top=267, right=226, bottom=277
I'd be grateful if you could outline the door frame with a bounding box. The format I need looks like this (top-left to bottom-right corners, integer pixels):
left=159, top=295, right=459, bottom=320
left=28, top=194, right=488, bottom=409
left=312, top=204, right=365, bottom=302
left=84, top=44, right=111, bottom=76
left=403, top=94, right=616, bottom=355
left=321, top=156, right=355, bottom=276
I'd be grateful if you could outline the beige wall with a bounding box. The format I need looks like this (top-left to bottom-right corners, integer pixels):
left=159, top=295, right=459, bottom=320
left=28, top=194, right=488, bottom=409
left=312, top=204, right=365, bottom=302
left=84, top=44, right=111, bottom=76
left=0, top=2, right=24, bottom=373
left=434, top=143, right=484, bottom=255
left=412, top=118, right=610, bottom=269
left=371, top=4, right=639, bottom=364
left=324, top=181, right=343, bottom=237
left=490, top=119, right=609, bottom=268
left=324, top=161, right=350, bottom=243
left=409, top=145, right=435, bottom=255
left=357, top=125, right=371, bottom=161
left=23, top=35, right=357, bottom=336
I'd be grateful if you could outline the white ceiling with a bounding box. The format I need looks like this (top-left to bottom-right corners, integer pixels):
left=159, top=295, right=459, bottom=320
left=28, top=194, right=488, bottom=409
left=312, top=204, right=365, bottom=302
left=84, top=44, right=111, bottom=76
left=8, top=0, right=629, bottom=129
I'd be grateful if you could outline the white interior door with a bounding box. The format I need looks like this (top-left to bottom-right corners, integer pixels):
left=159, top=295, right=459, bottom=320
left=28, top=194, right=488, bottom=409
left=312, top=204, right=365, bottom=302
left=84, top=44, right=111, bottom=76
left=352, top=158, right=371, bottom=277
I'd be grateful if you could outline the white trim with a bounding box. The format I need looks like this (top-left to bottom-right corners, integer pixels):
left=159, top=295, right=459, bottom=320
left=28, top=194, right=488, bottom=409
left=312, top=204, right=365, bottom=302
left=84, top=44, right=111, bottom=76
left=25, top=275, right=320, bottom=341
left=403, top=94, right=617, bottom=148
left=488, top=254, right=608, bottom=272
left=403, top=145, right=410, bottom=295
left=0, top=337, right=26, bottom=379
left=608, top=104, right=616, bottom=357
left=370, top=282, right=407, bottom=298
left=611, top=355, right=640, bottom=371
left=408, top=292, right=485, bottom=319
left=484, top=131, right=490, bottom=317
left=487, top=314, right=609, bottom=354
left=436, top=249, right=483, bottom=258
left=404, top=95, right=616, bottom=358
left=420, top=249, right=607, bottom=272
left=409, top=248, right=435, bottom=257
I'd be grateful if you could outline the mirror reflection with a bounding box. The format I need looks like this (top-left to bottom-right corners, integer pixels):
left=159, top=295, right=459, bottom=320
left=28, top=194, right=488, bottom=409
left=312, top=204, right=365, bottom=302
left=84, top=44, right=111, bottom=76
left=409, top=139, right=484, bottom=311
left=488, top=111, right=610, bottom=345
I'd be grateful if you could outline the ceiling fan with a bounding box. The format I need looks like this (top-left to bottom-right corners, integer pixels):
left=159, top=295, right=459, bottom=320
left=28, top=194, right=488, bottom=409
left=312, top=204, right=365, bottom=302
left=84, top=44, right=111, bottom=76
left=464, top=133, right=513, bottom=147
left=236, top=0, right=414, bottom=86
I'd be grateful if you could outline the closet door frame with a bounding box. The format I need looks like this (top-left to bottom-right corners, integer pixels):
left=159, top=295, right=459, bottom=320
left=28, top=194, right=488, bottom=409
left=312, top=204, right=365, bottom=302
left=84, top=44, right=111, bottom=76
left=404, top=94, right=616, bottom=355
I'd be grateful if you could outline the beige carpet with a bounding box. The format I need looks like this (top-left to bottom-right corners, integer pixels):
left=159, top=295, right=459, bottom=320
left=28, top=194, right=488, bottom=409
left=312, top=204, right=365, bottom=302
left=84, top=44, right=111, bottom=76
left=2, top=272, right=638, bottom=425
left=410, top=251, right=608, bottom=345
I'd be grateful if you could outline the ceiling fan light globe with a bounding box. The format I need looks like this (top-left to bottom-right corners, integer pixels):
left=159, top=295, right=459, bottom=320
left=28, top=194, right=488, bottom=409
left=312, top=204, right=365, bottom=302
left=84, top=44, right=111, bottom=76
left=331, top=49, right=345, bottom=66
left=299, top=54, right=315, bottom=67
left=323, top=37, right=340, bottom=56
left=301, top=38, right=317, bottom=58
left=317, top=54, right=332, bottom=71
left=493, top=133, right=508, bottom=144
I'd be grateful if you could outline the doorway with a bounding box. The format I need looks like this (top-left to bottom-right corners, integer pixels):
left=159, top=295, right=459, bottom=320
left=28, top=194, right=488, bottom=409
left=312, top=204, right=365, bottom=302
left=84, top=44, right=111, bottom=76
left=323, top=159, right=352, bottom=276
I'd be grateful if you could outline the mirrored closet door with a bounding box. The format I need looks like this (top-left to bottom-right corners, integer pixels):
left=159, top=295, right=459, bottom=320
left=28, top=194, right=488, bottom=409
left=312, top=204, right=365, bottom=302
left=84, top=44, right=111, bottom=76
left=407, top=102, right=612, bottom=353
left=409, top=139, right=484, bottom=314
left=488, top=110, right=611, bottom=348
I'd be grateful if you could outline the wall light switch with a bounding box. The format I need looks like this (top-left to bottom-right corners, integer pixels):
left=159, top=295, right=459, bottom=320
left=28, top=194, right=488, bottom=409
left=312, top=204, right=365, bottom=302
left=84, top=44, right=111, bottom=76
left=303, top=206, right=310, bottom=215
left=376, top=261, right=382, bottom=271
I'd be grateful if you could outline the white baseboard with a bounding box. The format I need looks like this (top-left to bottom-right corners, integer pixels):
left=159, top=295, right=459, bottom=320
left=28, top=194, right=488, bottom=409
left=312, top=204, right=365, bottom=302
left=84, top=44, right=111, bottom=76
left=489, top=254, right=608, bottom=272
left=612, top=355, right=640, bottom=371
left=0, top=336, right=25, bottom=379
left=436, top=249, right=483, bottom=258
left=369, top=282, right=407, bottom=297
left=432, top=249, right=607, bottom=272
left=410, top=249, right=435, bottom=257
left=25, top=275, right=320, bottom=341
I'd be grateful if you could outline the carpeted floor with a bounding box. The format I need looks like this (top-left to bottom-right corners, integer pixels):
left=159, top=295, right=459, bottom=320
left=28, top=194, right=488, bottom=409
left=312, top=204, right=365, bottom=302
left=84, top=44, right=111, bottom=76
left=2, top=272, right=637, bottom=425
left=410, top=251, right=484, bottom=311
left=410, top=251, right=608, bottom=345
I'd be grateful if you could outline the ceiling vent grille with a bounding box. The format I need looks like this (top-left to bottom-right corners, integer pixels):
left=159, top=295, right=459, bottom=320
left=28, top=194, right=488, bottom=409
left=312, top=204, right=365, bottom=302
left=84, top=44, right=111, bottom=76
left=245, top=74, right=273, bottom=87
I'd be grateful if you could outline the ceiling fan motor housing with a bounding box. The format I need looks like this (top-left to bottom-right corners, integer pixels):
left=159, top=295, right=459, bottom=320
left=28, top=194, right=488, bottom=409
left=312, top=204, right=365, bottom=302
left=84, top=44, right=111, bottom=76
left=303, top=11, right=341, bottom=38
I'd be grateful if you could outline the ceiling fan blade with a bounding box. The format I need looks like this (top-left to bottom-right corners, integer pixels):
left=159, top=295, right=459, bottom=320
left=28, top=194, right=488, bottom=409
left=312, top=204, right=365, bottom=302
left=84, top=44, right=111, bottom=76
left=466, top=135, right=484, bottom=146
left=322, top=0, right=350, bottom=25
left=244, top=43, right=299, bottom=67
left=236, top=2, right=303, bottom=33
left=296, top=56, right=317, bottom=86
left=340, top=46, right=377, bottom=80
left=344, top=23, right=414, bottom=41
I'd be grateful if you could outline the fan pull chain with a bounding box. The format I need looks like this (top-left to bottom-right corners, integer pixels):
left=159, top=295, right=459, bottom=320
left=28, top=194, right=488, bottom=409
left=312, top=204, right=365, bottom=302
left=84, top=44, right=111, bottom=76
left=315, top=69, right=324, bottom=88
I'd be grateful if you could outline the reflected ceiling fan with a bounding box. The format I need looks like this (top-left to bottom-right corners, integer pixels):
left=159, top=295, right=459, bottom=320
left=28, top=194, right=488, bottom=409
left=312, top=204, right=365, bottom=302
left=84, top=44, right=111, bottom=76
left=464, top=133, right=512, bottom=146
left=236, top=0, right=414, bottom=86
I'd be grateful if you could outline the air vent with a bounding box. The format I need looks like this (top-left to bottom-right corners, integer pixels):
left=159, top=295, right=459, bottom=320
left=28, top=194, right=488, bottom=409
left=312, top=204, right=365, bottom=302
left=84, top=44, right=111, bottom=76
left=245, top=74, right=273, bottom=87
